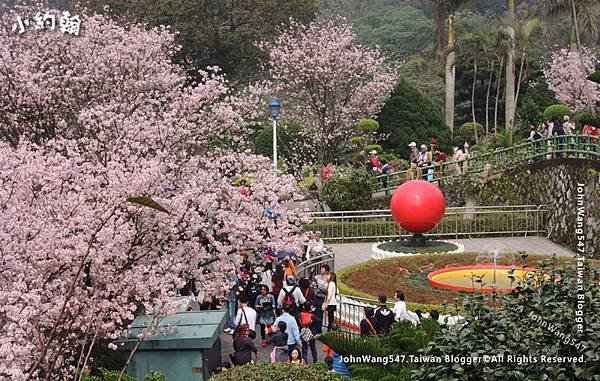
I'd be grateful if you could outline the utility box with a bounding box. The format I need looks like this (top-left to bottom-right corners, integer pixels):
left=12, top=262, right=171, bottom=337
left=119, top=310, right=226, bottom=381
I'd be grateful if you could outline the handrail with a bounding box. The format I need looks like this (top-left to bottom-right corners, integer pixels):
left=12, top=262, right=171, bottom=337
left=306, top=205, right=548, bottom=242
left=374, top=133, right=600, bottom=194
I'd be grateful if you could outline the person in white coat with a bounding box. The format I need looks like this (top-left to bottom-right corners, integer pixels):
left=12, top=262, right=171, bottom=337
left=322, top=272, right=339, bottom=331
left=305, top=231, right=325, bottom=261
left=392, top=290, right=420, bottom=326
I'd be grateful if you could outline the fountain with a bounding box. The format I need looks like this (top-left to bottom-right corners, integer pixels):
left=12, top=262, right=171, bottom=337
left=427, top=244, right=536, bottom=292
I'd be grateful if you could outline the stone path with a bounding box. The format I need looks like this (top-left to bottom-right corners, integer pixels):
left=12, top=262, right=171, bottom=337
left=331, top=236, right=575, bottom=271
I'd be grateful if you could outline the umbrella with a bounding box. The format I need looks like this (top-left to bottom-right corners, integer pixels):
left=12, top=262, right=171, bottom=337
left=276, top=250, right=297, bottom=260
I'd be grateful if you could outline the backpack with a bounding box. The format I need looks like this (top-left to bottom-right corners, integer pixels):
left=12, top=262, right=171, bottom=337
left=282, top=286, right=297, bottom=309
left=300, top=311, right=313, bottom=327
left=300, top=326, right=315, bottom=342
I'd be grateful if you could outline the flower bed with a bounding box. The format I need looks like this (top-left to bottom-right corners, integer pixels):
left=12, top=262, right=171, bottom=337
left=372, top=239, right=464, bottom=259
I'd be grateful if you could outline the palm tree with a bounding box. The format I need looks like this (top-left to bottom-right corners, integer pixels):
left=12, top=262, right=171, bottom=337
left=505, top=0, right=516, bottom=143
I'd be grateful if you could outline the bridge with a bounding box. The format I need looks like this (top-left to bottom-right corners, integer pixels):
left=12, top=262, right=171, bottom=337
left=373, top=134, right=599, bottom=195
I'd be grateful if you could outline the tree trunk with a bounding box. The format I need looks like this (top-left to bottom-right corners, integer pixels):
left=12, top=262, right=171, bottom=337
left=505, top=0, right=516, bottom=143
left=494, top=57, right=504, bottom=134
left=514, top=47, right=527, bottom=114
left=472, top=62, right=479, bottom=144
left=434, top=3, right=446, bottom=54
left=485, top=60, right=495, bottom=137
left=445, top=13, right=456, bottom=136
left=571, top=0, right=595, bottom=115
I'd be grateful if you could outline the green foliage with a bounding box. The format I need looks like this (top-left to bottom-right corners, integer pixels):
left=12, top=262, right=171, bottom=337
left=587, top=70, right=600, bottom=84
left=322, top=168, right=375, bottom=211
left=517, top=80, right=557, bottom=129
left=127, top=196, right=171, bottom=214
left=543, top=104, right=572, bottom=121
left=377, top=240, right=459, bottom=254
left=318, top=320, right=441, bottom=380
left=414, top=261, right=600, bottom=380
left=364, top=144, right=382, bottom=154
left=377, top=79, right=451, bottom=159
left=357, top=119, right=380, bottom=132
left=209, top=362, right=341, bottom=381
left=575, top=109, right=600, bottom=128
left=475, top=132, right=512, bottom=151
left=353, top=5, right=434, bottom=59
left=81, top=369, right=165, bottom=381
left=253, top=122, right=311, bottom=174
left=456, top=123, right=484, bottom=145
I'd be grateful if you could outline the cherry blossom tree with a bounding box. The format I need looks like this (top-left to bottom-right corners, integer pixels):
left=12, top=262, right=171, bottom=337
left=256, top=17, right=398, bottom=166
left=543, top=47, right=600, bottom=112
left=0, top=7, right=307, bottom=380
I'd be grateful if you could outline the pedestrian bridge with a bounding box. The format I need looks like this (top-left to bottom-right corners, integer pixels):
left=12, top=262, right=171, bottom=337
left=374, top=134, right=599, bottom=195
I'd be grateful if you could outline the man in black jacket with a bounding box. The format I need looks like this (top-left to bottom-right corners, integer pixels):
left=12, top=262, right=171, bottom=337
left=374, top=294, right=395, bottom=335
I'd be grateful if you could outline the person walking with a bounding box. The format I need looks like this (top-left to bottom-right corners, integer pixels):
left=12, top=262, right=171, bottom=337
left=374, top=294, right=395, bottom=335
left=266, top=321, right=289, bottom=363
left=298, top=278, right=316, bottom=309
left=527, top=124, right=543, bottom=161
left=273, top=304, right=302, bottom=349
left=360, top=307, right=378, bottom=336
left=255, top=285, right=276, bottom=348
left=299, top=301, right=321, bottom=364
left=231, top=324, right=257, bottom=366
left=563, top=115, right=576, bottom=156
left=224, top=271, right=239, bottom=335
left=235, top=296, right=257, bottom=339
left=277, top=276, right=306, bottom=317
left=260, top=262, right=274, bottom=290
left=407, top=142, right=419, bottom=180
left=322, top=272, right=339, bottom=331
left=453, top=143, right=468, bottom=175
left=312, top=265, right=330, bottom=334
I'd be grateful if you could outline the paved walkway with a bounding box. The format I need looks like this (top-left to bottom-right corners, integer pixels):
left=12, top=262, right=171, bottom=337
left=331, top=236, right=575, bottom=271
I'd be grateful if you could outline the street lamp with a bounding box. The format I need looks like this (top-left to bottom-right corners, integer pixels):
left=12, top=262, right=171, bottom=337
left=268, top=98, right=281, bottom=170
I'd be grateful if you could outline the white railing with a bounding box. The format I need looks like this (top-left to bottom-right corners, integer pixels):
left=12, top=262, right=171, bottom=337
left=305, top=205, right=548, bottom=242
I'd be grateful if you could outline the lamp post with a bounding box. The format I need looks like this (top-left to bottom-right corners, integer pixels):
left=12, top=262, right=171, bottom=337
left=268, top=98, right=281, bottom=170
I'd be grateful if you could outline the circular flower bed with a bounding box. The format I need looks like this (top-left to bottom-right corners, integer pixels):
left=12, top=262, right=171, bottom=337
left=372, top=239, right=464, bottom=259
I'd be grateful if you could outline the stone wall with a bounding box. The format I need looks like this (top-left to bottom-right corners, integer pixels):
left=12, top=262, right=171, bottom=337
left=440, top=159, right=600, bottom=258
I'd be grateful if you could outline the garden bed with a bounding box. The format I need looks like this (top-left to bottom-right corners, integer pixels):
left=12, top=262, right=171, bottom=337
left=338, top=253, right=593, bottom=308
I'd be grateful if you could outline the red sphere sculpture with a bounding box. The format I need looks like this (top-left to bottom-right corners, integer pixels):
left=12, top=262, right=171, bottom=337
left=390, top=180, right=446, bottom=233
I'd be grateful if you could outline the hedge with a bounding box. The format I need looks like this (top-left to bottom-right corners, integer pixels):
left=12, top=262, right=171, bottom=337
left=209, top=362, right=341, bottom=381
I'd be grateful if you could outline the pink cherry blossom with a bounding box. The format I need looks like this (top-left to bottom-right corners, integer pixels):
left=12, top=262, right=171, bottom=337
left=543, top=47, right=600, bottom=112
left=0, top=7, right=307, bottom=380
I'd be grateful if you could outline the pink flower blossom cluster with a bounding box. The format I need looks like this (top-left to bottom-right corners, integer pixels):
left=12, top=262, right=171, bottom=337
left=543, top=47, right=600, bottom=112
left=255, top=17, right=398, bottom=166
left=0, top=7, right=308, bottom=380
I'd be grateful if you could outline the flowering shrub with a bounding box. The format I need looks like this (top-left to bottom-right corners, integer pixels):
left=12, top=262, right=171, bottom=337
left=543, top=48, right=600, bottom=112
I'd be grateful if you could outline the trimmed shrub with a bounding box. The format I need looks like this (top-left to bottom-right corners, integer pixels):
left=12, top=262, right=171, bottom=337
left=377, top=79, right=452, bottom=159
left=457, top=122, right=484, bottom=145
left=357, top=118, right=380, bottom=132
left=322, top=168, right=375, bottom=211
left=543, top=104, right=571, bottom=121
left=588, top=70, right=600, bottom=84
left=364, top=144, right=383, bottom=154
left=209, top=362, right=341, bottom=381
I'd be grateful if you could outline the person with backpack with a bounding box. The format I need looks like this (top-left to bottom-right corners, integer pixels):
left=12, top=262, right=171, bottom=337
left=312, top=265, right=330, bottom=334
left=277, top=276, right=306, bottom=316
left=374, top=294, right=395, bottom=336
left=360, top=307, right=378, bottom=336
left=299, top=301, right=321, bottom=364
left=234, top=295, right=257, bottom=340
left=255, top=285, right=276, bottom=348
left=273, top=304, right=301, bottom=349
left=322, top=272, right=339, bottom=331
left=266, top=320, right=289, bottom=363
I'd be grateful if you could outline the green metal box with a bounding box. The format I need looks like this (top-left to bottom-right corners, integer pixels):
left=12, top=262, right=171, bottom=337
left=119, top=310, right=226, bottom=381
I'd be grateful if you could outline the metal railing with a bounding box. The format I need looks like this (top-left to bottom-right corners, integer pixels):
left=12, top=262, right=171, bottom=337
left=296, top=250, right=335, bottom=280
left=306, top=205, right=548, bottom=242
left=374, top=134, right=600, bottom=194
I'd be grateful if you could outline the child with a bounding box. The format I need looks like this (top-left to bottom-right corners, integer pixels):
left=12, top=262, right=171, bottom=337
left=288, top=347, right=306, bottom=365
